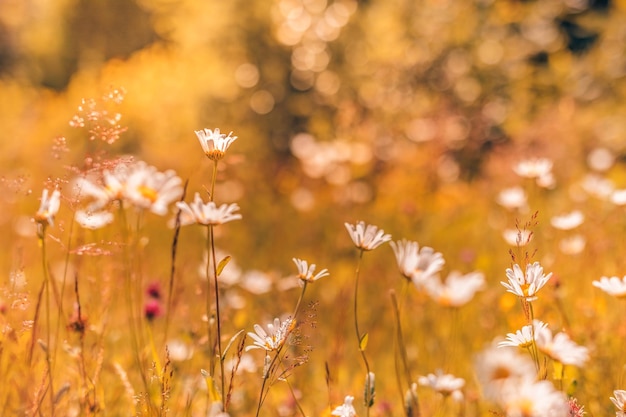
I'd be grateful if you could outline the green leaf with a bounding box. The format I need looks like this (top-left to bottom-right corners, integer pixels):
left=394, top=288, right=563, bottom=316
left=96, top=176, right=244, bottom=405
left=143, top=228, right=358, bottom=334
left=359, top=333, right=369, bottom=351
left=216, top=256, right=232, bottom=277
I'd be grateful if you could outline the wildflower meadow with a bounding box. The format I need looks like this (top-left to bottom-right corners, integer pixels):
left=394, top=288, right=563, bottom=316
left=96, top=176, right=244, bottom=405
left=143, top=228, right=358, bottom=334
left=3, top=1, right=626, bottom=416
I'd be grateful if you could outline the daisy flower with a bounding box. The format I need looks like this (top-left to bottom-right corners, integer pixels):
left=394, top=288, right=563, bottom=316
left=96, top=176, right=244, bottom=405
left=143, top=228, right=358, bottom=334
left=73, top=163, right=129, bottom=211
left=502, top=229, right=533, bottom=247
left=246, top=317, right=294, bottom=352
left=74, top=161, right=182, bottom=216
left=513, top=157, right=553, bottom=179
left=474, top=344, right=536, bottom=402
left=534, top=327, right=589, bottom=367
left=75, top=210, right=115, bottom=230
left=610, top=390, right=626, bottom=417
left=550, top=210, right=584, bottom=230
left=292, top=258, right=329, bottom=283
left=496, top=186, right=527, bottom=210
left=611, top=189, right=626, bottom=206
left=581, top=173, right=614, bottom=200
left=345, top=221, right=391, bottom=251
left=501, top=262, right=552, bottom=301
left=558, top=234, right=586, bottom=255
left=501, top=379, right=568, bottom=417
left=497, top=320, right=548, bottom=348
left=592, top=276, right=626, bottom=298
left=124, top=162, right=183, bottom=215
left=195, top=128, right=238, bottom=161
left=176, top=193, right=242, bottom=226
left=390, top=239, right=445, bottom=287
left=35, top=188, right=61, bottom=228
left=418, top=370, right=465, bottom=398
left=423, top=271, right=485, bottom=307
left=331, top=395, right=357, bottom=417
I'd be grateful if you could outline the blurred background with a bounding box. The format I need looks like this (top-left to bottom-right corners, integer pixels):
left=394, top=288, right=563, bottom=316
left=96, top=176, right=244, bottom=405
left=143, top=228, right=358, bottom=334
left=2, top=0, right=626, bottom=415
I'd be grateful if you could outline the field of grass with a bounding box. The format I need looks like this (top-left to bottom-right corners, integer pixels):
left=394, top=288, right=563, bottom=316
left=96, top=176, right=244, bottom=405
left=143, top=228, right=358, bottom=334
left=3, top=1, right=626, bottom=416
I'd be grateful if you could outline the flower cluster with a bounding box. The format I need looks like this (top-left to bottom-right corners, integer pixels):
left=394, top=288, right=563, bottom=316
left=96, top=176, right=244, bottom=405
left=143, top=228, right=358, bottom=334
left=73, top=160, right=183, bottom=228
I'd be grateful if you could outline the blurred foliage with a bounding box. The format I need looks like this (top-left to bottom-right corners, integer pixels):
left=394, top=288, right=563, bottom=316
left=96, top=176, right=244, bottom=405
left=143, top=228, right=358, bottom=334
left=2, top=0, right=626, bottom=415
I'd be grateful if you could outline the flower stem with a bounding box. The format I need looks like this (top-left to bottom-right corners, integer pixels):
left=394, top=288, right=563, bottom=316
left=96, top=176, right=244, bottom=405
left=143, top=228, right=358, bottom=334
left=255, top=283, right=309, bottom=417
left=39, top=226, right=55, bottom=416
left=209, top=224, right=226, bottom=409
left=353, top=249, right=372, bottom=416
left=391, top=285, right=420, bottom=416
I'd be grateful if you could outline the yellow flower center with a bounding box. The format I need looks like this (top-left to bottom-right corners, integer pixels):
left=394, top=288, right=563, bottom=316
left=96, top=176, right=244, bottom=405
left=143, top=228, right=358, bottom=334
left=491, top=366, right=511, bottom=381
left=138, top=185, right=158, bottom=202
left=206, top=150, right=225, bottom=161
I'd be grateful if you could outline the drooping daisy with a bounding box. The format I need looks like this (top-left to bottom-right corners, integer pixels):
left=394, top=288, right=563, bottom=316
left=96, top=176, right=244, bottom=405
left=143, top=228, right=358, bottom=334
left=501, top=262, right=552, bottom=301
left=331, top=395, right=357, bottom=417
left=345, top=221, right=391, bottom=251
left=592, top=276, right=626, bottom=298
left=418, top=370, right=465, bottom=398
left=534, top=327, right=589, bottom=367
left=423, top=271, right=485, bottom=307
left=610, top=390, right=626, bottom=417
left=35, top=188, right=61, bottom=228
left=195, top=128, right=238, bottom=161
left=497, top=320, right=548, bottom=349
left=246, top=317, right=294, bottom=352
left=550, top=210, right=584, bottom=230
left=176, top=193, right=242, bottom=226
left=390, top=239, right=445, bottom=287
left=292, top=258, right=329, bottom=283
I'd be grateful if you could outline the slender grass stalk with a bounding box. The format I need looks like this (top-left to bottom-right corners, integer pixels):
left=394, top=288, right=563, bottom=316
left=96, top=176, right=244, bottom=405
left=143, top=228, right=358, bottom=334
left=391, top=286, right=420, bottom=417
left=205, top=225, right=215, bottom=376
left=38, top=225, right=55, bottom=416
left=525, top=300, right=541, bottom=373
left=254, top=282, right=309, bottom=417
left=352, top=249, right=372, bottom=417
left=119, top=204, right=154, bottom=412
left=283, top=364, right=307, bottom=417
left=209, top=224, right=226, bottom=407
left=164, top=179, right=188, bottom=343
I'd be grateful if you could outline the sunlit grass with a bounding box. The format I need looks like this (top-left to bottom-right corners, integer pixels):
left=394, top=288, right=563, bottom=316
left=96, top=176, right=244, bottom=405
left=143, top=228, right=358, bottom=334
left=3, top=1, right=626, bottom=416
